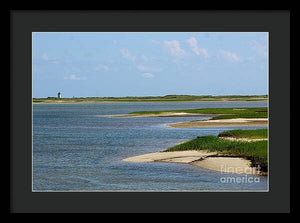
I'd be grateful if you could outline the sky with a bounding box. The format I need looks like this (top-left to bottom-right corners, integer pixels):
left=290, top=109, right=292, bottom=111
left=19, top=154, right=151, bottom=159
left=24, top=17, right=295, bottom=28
left=33, top=32, right=268, bottom=98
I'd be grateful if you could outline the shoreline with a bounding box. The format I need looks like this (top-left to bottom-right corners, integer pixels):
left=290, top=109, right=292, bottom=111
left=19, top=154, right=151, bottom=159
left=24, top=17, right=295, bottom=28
left=33, top=100, right=268, bottom=105
left=123, top=150, right=264, bottom=175
left=123, top=129, right=268, bottom=176
left=168, top=118, right=268, bottom=128
left=101, top=112, right=268, bottom=128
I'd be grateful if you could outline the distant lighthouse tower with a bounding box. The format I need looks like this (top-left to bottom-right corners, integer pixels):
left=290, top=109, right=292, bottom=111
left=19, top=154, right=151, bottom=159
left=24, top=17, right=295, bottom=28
left=57, top=92, right=62, bottom=99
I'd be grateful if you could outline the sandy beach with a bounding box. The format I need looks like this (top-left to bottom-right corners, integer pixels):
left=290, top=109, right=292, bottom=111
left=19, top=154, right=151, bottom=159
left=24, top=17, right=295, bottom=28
left=123, top=150, right=217, bottom=163
left=192, top=157, right=257, bottom=175
left=168, top=118, right=268, bottom=128
left=123, top=150, right=259, bottom=175
left=101, top=112, right=268, bottom=128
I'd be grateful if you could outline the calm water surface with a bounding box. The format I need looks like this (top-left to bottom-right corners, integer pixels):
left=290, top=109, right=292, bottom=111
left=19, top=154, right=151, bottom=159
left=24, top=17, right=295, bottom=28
left=33, top=101, right=268, bottom=191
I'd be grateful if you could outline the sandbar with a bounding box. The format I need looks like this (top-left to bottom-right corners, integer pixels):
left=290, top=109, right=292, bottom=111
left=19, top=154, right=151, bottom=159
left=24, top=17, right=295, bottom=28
left=168, top=118, right=268, bottom=128
left=123, top=150, right=260, bottom=175
left=101, top=112, right=213, bottom=118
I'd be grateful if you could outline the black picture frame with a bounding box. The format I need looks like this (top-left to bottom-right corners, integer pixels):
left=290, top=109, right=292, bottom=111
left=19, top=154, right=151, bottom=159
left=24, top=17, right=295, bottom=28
left=10, top=10, right=291, bottom=213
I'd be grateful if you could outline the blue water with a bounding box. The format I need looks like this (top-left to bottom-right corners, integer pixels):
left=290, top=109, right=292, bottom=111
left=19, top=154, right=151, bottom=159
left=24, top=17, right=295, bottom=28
left=33, top=101, right=268, bottom=191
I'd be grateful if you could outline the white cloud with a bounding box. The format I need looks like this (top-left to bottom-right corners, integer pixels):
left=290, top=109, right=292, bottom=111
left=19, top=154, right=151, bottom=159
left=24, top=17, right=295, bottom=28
left=102, top=65, right=109, bottom=71
left=40, top=54, right=60, bottom=64
left=120, top=48, right=136, bottom=61
left=220, top=50, right=241, bottom=62
left=63, top=74, right=87, bottom=80
left=142, top=73, right=155, bottom=79
left=94, top=64, right=109, bottom=72
left=150, top=40, right=160, bottom=45
left=41, top=54, right=50, bottom=61
left=186, top=37, right=208, bottom=57
left=249, top=40, right=268, bottom=57
left=137, top=64, right=161, bottom=72
left=163, top=40, right=185, bottom=57
left=141, top=55, right=149, bottom=61
left=198, top=49, right=208, bottom=57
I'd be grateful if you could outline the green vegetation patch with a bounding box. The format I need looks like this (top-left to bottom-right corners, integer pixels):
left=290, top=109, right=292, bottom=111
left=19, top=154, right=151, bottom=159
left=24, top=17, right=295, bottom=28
left=130, top=107, right=268, bottom=120
left=218, top=128, right=268, bottom=139
left=165, top=134, right=268, bottom=172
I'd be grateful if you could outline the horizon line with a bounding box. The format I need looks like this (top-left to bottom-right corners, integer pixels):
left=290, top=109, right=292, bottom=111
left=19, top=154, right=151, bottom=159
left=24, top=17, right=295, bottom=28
left=33, top=94, right=268, bottom=99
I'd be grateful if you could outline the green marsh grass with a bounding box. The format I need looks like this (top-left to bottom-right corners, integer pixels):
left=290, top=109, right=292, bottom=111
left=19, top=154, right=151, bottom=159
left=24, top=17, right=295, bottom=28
left=130, top=107, right=268, bottom=120
left=218, top=128, right=268, bottom=139
left=165, top=133, right=268, bottom=172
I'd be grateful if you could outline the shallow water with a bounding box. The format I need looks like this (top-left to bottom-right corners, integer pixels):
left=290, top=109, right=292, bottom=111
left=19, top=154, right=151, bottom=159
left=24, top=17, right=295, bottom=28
left=33, top=101, right=268, bottom=191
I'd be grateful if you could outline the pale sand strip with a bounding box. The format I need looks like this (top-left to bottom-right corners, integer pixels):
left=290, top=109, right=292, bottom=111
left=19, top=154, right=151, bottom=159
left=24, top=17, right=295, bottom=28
left=191, top=157, right=257, bottom=175
left=101, top=113, right=268, bottom=128
left=122, top=151, right=217, bottom=163
left=168, top=118, right=268, bottom=128
left=101, top=112, right=212, bottom=118
left=219, top=137, right=268, bottom=142
left=123, top=150, right=259, bottom=175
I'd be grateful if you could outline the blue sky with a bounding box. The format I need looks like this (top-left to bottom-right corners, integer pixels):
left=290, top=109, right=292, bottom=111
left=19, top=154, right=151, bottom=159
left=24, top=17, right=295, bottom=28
left=33, top=32, right=268, bottom=98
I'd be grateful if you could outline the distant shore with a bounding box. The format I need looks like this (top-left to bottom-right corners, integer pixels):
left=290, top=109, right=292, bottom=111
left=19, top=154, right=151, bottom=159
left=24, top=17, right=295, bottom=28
left=32, top=95, right=268, bottom=104
left=33, top=100, right=268, bottom=104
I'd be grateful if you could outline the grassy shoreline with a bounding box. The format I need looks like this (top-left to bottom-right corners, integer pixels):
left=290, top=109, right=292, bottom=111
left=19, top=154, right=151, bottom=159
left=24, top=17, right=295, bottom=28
left=130, top=107, right=268, bottom=120
left=218, top=129, right=268, bottom=139
left=33, top=95, right=268, bottom=104
left=165, top=129, right=268, bottom=172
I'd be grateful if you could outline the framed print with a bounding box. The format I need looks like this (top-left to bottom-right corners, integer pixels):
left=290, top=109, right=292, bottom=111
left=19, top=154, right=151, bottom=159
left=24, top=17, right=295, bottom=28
left=10, top=10, right=291, bottom=213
